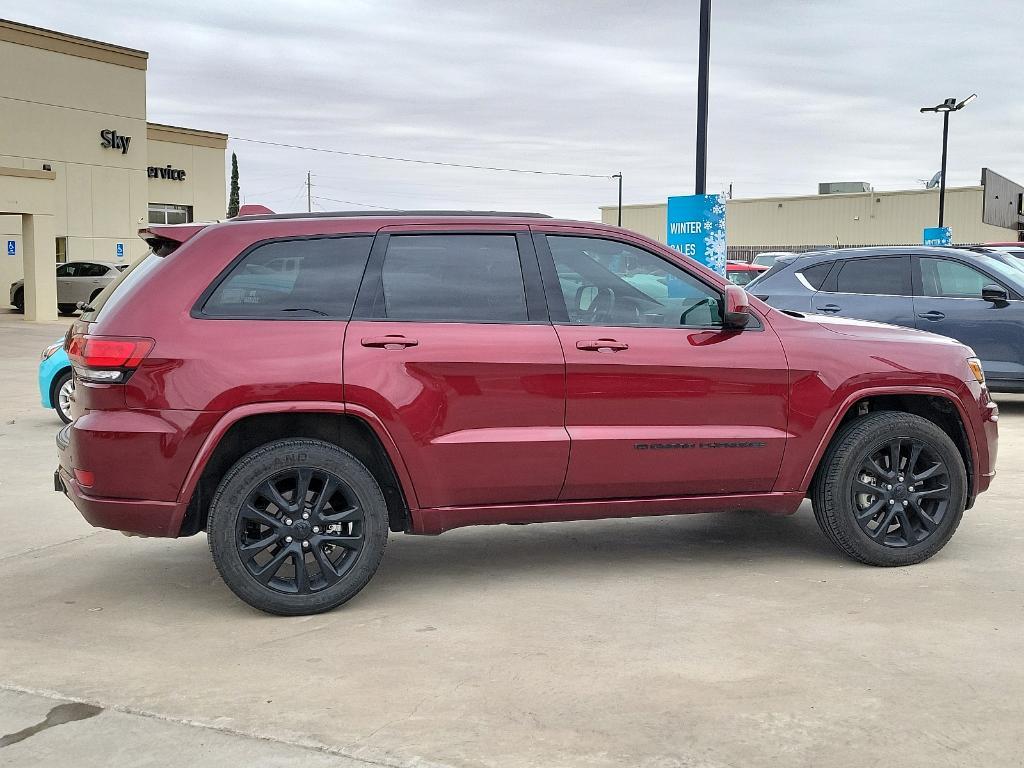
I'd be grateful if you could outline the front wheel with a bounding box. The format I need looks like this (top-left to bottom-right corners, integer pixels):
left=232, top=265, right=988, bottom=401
left=812, top=412, right=967, bottom=566
left=207, top=439, right=388, bottom=615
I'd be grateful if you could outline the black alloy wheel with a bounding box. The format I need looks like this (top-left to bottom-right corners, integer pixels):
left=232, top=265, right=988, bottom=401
left=850, top=437, right=951, bottom=548
left=236, top=467, right=365, bottom=595
left=208, top=439, right=388, bottom=615
left=813, top=411, right=966, bottom=566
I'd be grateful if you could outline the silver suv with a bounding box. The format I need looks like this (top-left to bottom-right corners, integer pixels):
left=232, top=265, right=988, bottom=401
left=10, top=261, right=127, bottom=315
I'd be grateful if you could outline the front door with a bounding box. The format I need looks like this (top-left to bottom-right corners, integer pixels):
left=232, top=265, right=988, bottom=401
left=344, top=228, right=568, bottom=509
left=535, top=231, right=790, bottom=500
left=913, top=255, right=1024, bottom=386
left=811, top=255, right=915, bottom=327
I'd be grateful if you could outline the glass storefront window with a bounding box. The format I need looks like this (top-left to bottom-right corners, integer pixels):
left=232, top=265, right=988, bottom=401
left=148, top=203, right=193, bottom=225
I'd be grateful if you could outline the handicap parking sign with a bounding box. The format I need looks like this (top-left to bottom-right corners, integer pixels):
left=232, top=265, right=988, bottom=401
left=6, top=240, right=14, bottom=256
left=116, top=242, right=124, bottom=259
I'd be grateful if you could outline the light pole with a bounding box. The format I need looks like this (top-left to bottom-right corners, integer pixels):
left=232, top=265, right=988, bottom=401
left=695, top=0, right=711, bottom=195
left=920, top=94, right=976, bottom=227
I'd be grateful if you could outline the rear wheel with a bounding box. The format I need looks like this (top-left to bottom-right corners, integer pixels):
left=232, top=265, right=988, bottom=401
left=52, top=370, right=74, bottom=424
left=207, top=439, right=388, bottom=615
left=12, top=288, right=23, bottom=313
left=812, top=412, right=966, bottom=566
left=57, top=303, right=78, bottom=316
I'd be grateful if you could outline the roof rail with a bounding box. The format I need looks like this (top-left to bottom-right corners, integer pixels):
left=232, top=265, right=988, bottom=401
left=230, top=210, right=553, bottom=222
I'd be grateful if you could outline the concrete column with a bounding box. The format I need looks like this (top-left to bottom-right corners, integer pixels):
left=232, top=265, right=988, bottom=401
left=22, top=213, right=57, bottom=322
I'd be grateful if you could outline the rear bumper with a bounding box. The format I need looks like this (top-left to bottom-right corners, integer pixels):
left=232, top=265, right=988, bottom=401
left=55, top=467, right=181, bottom=536
left=55, top=423, right=185, bottom=537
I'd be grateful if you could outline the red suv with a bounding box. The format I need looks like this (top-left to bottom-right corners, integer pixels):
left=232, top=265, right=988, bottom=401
left=56, top=211, right=999, bottom=615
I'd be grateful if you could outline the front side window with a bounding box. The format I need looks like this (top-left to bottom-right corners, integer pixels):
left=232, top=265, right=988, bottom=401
left=56, top=263, right=77, bottom=277
left=920, top=258, right=996, bottom=299
left=546, top=235, right=722, bottom=327
left=834, top=256, right=910, bottom=295
left=202, top=236, right=372, bottom=318
left=380, top=234, right=528, bottom=322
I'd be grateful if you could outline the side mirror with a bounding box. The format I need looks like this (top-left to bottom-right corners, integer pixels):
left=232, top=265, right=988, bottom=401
left=723, top=284, right=751, bottom=329
left=982, top=284, right=1009, bottom=304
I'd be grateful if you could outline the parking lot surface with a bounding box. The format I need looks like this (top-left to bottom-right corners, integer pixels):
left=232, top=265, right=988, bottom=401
left=1, top=310, right=1022, bottom=767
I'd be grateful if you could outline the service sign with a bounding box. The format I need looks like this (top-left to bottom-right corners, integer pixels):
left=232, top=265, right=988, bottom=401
left=666, top=194, right=727, bottom=275
left=923, top=226, right=952, bottom=246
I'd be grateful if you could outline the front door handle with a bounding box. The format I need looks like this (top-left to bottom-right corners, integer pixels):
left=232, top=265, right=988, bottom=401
left=917, top=310, right=946, bottom=321
left=816, top=304, right=841, bottom=314
left=361, top=335, right=419, bottom=349
left=576, top=339, right=629, bottom=352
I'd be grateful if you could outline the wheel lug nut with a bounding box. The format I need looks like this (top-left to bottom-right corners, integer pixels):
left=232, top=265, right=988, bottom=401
left=886, top=485, right=893, bottom=491
left=898, top=476, right=904, bottom=482
left=902, top=501, right=908, bottom=507
left=302, top=513, right=309, bottom=520
left=888, top=499, right=894, bottom=505
left=285, top=536, right=293, bottom=543
left=284, top=518, right=293, bottom=526
left=302, top=540, right=310, bottom=548
left=312, top=526, right=320, bottom=533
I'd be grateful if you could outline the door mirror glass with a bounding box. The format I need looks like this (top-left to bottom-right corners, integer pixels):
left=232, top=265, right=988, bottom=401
left=982, top=283, right=1009, bottom=304
left=723, top=284, right=751, bottom=329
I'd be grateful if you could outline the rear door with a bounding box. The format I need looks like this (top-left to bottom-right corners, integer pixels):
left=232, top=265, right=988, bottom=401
left=343, top=226, right=568, bottom=509
left=535, top=228, right=790, bottom=500
left=913, top=255, right=1024, bottom=384
left=811, top=255, right=914, bottom=326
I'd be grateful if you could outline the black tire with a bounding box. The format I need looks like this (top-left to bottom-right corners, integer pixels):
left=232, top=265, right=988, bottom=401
left=57, top=303, right=78, bottom=316
left=812, top=411, right=966, bottom=566
left=51, top=369, right=74, bottom=424
left=207, top=439, right=388, bottom=615
left=12, top=288, right=24, bottom=313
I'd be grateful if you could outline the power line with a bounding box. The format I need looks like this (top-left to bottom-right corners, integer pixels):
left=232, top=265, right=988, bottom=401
left=231, top=136, right=614, bottom=179
left=313, top=194, right=392, bottom=210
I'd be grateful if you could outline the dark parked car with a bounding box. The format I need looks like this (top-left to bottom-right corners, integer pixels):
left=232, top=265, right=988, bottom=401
left=57, top=214, right=997, bottom=615
left=751, top=246, right=1024, bottom=392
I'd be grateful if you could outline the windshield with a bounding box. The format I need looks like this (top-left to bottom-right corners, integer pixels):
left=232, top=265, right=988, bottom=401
left=976, top=254, right=1024, bottom=286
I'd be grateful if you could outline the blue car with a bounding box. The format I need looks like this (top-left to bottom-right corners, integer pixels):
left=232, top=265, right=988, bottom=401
left=39, top=340, right=74, bottom=423
left=748, top=246, right=1024, bottom=392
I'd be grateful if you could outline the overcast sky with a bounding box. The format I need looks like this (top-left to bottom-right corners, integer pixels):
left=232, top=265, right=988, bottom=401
left=16, top=0, right=1024, bottom=220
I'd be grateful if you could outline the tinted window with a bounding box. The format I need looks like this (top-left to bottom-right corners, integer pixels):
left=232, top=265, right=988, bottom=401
left=920, top=258, right=994, bottom=299
left=799, top=261, right=833, bottom=289
left=547, top=235, right=722, bottom=327
left=835, top=257, right=909, bottom=295
left=56, top=263, right=77, bottom=277
left=203, top=237, right=372, bottom=318
left=381, top=235, right=527, bottom=322
left=80, top=263, right=110, bottom=277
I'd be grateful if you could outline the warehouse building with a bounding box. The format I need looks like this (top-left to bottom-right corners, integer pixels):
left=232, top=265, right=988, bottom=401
left=0, top=19, right=227, bottom=320
left=602, top=172, right=1024, bottom=260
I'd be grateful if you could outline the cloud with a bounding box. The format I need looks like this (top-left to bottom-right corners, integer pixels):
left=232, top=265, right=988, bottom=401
left=15, top=0, right=1024, bottom=219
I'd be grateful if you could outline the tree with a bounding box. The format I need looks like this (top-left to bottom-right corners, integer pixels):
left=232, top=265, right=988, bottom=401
left=227, top=152, right=240, bottom=218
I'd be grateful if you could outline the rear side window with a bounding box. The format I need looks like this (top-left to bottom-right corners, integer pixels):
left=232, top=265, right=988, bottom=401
left=380, top=234, right=528, bottom=322
left=798, top=261, right=833, bottom=289
left=203, top=236, right=372, bottom=318
left=835, top=256, right=910, bottom=295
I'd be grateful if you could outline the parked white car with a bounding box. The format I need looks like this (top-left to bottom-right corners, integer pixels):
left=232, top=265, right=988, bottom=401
left=10, top=261, right=127, bottom=315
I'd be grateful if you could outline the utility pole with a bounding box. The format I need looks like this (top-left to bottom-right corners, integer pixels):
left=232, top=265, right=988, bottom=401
left=306, top=171, right=312, bottom=213
left=612, top=173, right=623, bottom=226
left=694, top=0, right=711, bottom=195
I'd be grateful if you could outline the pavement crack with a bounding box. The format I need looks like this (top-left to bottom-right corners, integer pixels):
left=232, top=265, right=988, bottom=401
left=0, top=531, right=104, bottom=565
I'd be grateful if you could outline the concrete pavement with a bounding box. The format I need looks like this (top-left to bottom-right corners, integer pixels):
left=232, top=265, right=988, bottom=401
left=1, top=310, right=1022, bottom=767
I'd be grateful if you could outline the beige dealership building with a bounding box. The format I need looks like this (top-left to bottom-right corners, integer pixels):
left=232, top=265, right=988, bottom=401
left=0, top=19, right=227, bottom=320
left=603, top=177, right=1024, bottom=259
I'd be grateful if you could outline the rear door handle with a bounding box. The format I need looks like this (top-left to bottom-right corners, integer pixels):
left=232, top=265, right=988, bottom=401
left=917, top=310, right=946, bottom=321
left=816, top=304, right=841, bottom=314
left=576, top=339, right=629, bottom=352
left=361, top=335, right=419, bottom=349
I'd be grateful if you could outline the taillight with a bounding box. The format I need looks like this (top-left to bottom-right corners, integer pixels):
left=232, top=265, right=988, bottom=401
left=66, top=334, right=154, bottom=383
